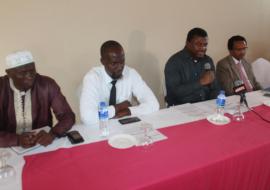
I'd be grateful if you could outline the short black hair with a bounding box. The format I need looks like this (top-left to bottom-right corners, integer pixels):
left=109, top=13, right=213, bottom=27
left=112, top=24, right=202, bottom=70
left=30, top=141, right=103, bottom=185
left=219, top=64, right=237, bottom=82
left=227, top=35, right=247, bottom=50
left=100, top=40, right=122, bottom=57
left=186, top=28, right=208, bottom=42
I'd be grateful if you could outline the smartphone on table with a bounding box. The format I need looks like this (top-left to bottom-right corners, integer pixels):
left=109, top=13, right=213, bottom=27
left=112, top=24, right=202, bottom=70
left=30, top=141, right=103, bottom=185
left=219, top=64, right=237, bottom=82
left=118, top=117, right=141, bottom=125
left=67, top=131, right=84, bottom=144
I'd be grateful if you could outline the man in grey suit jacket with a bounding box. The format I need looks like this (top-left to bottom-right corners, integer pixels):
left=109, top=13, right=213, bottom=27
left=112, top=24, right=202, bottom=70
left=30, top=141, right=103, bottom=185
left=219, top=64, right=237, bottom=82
left=216, top=35, right=261, bottom=96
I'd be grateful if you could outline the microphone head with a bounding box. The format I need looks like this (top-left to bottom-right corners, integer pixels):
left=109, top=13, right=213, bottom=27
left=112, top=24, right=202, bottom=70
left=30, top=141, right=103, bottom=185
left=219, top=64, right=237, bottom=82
left=234, top=80, right=244, bottom=87
left=204, top=63, right=211, bottom=71
left=233, top=80, right=246, bottom=94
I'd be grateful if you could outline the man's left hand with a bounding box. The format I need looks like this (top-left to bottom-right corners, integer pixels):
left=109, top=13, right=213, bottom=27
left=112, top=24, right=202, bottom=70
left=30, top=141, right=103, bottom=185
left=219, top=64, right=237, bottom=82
left=115, top=108, right=131, bottom=118
left=35, top=130, right=55, bottom=147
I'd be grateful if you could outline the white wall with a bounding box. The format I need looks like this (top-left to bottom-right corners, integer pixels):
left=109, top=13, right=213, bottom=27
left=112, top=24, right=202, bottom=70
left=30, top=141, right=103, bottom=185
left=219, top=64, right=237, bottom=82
left=0, top=0, right=269, bottom=121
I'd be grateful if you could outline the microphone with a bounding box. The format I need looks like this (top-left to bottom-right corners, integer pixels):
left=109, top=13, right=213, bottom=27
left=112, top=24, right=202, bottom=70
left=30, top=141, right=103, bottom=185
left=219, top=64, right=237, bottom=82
left=233, top=80, right=249, bottom=108
left=233, top=80, right=246, bottom=94
left=204, top=63, right=211, bottom=71
left=202, top=63, right=214, bottom=87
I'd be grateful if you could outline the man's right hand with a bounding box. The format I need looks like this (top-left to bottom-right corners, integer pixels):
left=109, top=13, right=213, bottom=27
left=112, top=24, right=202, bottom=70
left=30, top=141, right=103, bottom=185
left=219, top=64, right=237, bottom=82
left=18, top=132, right=37, bottom=148
left=199, top=71, right=215, bottom=86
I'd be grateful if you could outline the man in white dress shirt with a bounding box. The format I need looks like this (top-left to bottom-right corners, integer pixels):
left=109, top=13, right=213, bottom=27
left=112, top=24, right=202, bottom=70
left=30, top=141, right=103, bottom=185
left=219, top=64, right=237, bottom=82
left=80, top=40, right=159, bottom=126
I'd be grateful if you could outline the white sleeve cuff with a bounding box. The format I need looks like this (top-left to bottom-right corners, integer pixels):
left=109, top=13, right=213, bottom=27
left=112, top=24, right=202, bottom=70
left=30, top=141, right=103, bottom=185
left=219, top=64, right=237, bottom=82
left=108, top=105, right=116, bottom=119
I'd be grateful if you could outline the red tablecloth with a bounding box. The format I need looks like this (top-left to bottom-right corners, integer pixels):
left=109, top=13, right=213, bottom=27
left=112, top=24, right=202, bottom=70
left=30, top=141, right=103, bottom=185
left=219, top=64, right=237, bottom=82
left=23, top=105, right=270, bottom=190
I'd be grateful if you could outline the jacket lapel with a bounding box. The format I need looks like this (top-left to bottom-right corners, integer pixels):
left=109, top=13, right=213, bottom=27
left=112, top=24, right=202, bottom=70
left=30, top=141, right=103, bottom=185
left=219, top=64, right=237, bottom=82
left=228, top=56, right=240, bottom=80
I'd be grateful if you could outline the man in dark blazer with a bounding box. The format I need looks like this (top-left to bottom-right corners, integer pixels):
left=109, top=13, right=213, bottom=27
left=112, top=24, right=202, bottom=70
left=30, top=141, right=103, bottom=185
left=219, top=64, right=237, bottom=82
left=216, top=35, right=261, bottom=96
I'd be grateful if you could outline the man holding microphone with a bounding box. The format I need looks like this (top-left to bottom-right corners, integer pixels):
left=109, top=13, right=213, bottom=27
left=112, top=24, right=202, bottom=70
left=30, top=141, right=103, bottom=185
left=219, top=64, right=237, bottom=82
left=165, top=27, right=219, bottom=106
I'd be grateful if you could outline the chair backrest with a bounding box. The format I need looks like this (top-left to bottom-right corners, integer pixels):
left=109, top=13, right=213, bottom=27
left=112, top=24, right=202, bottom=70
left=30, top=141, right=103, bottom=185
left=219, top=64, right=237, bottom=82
left=162, top=77, right=168, bottom=107
left=252, top=58, right=270, bottom=89
left=76, top=83, right=82, bottom=101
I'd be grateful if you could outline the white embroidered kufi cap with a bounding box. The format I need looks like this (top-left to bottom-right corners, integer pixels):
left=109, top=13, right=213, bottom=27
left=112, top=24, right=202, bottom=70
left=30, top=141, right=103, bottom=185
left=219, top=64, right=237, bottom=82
left=5, top=51, right=34, bottom=69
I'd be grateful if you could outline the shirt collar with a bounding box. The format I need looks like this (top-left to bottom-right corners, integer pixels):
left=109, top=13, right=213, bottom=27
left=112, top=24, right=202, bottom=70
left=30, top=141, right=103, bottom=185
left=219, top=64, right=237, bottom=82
left=232, top=56, right=242, bottom=64
left=182, top=47, right=202, bottom=63
left=102, top=65, right=126, bottom=84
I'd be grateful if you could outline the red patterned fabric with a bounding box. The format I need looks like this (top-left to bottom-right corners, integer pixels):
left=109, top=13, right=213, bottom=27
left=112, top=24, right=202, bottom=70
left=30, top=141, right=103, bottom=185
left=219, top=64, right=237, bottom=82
left=23, top=105, right=270, bottom=190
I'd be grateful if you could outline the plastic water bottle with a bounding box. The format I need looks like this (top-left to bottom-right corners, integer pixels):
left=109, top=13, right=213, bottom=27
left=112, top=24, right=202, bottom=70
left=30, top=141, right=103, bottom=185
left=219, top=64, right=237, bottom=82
left=98, top=102, right=109, bottom=137
left=216, top=90, right=226, bottom=116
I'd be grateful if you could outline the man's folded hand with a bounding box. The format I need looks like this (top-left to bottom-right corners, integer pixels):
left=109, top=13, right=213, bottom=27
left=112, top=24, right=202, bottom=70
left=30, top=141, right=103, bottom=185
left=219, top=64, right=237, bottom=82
left=114, top=100, right=132, bottom=113
left=114, top=108, right=131, bottom=118
left=18, top=132, right=37, bottom=148
left=35, top=130, right=55, bottom=147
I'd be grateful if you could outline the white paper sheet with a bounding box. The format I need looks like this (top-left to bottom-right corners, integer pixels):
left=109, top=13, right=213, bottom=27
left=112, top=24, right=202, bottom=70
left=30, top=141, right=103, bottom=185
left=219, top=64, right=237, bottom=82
left=114, top=122, right=167, bottom=146
left=10, top=126, right=50, bottom=155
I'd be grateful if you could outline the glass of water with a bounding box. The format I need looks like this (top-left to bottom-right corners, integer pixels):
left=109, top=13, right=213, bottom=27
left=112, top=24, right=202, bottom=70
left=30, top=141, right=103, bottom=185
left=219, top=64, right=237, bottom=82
left=232, top=102, right=245, bottom=121
left=0, top=150, right=16, bottom=183
left=140, top=122, right=154, bottom=147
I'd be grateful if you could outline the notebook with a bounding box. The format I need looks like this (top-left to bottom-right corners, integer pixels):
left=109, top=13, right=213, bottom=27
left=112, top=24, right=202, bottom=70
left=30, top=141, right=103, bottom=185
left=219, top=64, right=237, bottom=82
left=10, top=126, right=50, bottom=155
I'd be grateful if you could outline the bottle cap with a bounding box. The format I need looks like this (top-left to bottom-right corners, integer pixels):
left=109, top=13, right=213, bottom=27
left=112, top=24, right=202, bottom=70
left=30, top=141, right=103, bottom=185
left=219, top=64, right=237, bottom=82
left=99, top=101, right=107, bottom=107
left=220, top=90, right=225, bottom=95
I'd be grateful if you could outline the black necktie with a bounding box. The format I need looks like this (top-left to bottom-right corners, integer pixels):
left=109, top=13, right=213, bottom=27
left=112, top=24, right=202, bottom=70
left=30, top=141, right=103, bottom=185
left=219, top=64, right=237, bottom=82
left=109, top=80, right=117, bottom=106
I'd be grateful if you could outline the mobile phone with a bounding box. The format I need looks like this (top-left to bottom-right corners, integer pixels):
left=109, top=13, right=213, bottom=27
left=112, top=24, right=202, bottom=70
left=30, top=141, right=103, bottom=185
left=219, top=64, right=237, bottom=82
left=263, top=93, right=270, bottom=97
left=119, top=117, right=141, bottom=125
left=67, top=131, right=84, bottom=144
